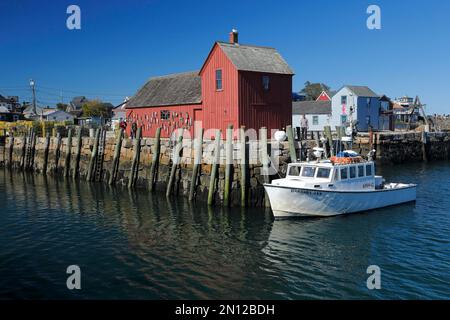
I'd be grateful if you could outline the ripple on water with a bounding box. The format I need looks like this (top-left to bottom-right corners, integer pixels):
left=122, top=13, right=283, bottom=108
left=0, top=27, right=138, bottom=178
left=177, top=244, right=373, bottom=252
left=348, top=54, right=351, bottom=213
left=0, top=162, right=449, bottom=299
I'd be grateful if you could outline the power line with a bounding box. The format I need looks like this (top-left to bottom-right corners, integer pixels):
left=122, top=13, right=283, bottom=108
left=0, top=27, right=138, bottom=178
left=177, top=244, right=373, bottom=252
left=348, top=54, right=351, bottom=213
left=39, top=85, right=131, bottom=97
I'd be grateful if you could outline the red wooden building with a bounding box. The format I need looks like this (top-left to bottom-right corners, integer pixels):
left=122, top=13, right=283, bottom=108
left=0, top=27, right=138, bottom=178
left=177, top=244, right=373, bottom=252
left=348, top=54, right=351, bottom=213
left=126, top=30, right=294, bottom=138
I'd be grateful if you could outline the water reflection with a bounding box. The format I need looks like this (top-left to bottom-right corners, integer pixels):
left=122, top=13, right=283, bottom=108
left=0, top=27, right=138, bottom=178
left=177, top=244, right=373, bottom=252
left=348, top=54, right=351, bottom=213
left=0, top=163, right=449, bottom=299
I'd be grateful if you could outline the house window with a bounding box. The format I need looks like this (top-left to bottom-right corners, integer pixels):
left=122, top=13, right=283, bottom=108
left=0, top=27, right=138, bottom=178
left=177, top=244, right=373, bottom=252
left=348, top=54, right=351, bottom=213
left=341, top=96, right=347, bottom=105
left=215, top=69, right=223, bottom=90
left=160, top=110, right=170, bottom=120
left=312, top=116, right=319, bottom=125
left=262, top=75, right=270, bottom=91
left=341, top=115, right=348, bottom=125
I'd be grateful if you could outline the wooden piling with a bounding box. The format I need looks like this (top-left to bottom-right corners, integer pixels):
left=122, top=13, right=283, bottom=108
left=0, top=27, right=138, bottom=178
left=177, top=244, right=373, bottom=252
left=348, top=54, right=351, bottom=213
left=29, top=128, right=37, bottom=170
left=286, top=125, right=297, bottom=163
left=260, top=127, right=271, bottom=208
left=108, top=128, right=124, bottom=185
left=224, top=124, right=233, bottom=207
left=166, top=129, right=184, bottom=197
left=8, top=134, right=14, bottom=168
left=42, top=133, right=50, bottom=174
left=148, top=127, right=161, bottom=191
left=55, top=132, right=62, bottom=173
left=189, top=128, right=204, bottom=201
left=335, top=126, right=342, bottom=154
left=20, top=132, right=27, bottom=170
left=239, top=126, right=247, bottom=207
left=63, top=128, right=73, bottom=177
left=72, top=127, right=82, bottom=179
left=128, top=126, right=142, bottom=188
left=314, top=131, right=320, bottom=147
left=207, top=129, right=221, bottom=206
left=422, top=130, right=428, bottom=162
left=324, top=126, right=333, bottom=157
left=86, top=128, right=100, bottom=182
left=368, top=126, right=373, bottom=151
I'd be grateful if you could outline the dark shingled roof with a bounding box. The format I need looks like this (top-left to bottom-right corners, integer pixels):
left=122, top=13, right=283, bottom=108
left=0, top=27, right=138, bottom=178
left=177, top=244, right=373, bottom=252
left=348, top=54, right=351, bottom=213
left=292, top=100, right=331, bottom=115
left=345, top=85, right=379, bottom=97
left=217, top=42, right=294, bottom=75
left=127, top=71, right=202, bottom=108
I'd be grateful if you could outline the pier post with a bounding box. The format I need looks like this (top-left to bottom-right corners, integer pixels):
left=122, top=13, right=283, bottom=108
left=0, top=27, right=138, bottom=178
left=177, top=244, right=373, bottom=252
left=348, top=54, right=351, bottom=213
left=260, top=127, right=271, bottom=208
left=314, top=131, right=320, bottom=148
left=335, top=126, right=342, bottom=154
left=149, top=127, right=161, bottom=192
left=86, top=128, right=100, bottom=182
left=286, top=125, right=297, bottom=163
left=324, top=126, right=333, bottom=157
left=29, top=128, right=37, bottom=170
left=64, top=128, right=73, bottom=177
left=128, top=126, right=142, bottom=188
left=421, top=130, right=428, bottom=162
left=108, top=128, right=124, bottom=185
left=43, top=133, right=50, bottom=174
left=239, top=126, right=247, bottom=207
left=166, top=129, right=184, bottom=197
left=224, top=124, right=233, bottom=207
left=73, top=127, right=82, bottom=179
left=208, top=129, right=221, bottom=206
left=20, top=132, right=27, bottom=170
left=55, top=132, right=62, bottom=173
left=189, top=127, right=204, bottom=202
left=8, top=135, right=14, bottom=169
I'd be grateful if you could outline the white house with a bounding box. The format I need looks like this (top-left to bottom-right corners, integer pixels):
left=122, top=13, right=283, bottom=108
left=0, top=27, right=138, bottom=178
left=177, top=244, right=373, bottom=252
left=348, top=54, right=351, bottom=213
left=42, top=109, right=75, bottom=122
left=331, top=85, right=381, bottom=132
left=292, top=100, right=332, bottom=132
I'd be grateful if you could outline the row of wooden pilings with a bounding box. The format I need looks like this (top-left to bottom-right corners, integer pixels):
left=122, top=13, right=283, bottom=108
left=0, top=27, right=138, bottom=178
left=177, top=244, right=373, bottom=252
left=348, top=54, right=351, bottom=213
left=5, top=124, right=352, bottom=207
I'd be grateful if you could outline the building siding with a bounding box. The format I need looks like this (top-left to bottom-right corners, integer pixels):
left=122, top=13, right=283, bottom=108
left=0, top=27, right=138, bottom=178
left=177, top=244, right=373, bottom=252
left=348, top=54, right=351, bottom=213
left=238, top=71, right=292, bottom=138
left=126, top=104, right=201, bottom=138
left=292, top=113, right=331, bottom=131
left=200, top=44, right=239, bottom=138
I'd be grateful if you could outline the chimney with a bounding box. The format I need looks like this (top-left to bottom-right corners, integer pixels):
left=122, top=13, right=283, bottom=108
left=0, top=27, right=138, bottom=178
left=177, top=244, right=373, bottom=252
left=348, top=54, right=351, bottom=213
left=229, top=29, right=238, bottom=44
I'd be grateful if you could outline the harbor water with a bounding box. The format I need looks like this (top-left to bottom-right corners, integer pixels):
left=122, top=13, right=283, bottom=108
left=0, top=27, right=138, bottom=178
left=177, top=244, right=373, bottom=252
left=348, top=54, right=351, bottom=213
left=0, top=162, right=449, bottom=299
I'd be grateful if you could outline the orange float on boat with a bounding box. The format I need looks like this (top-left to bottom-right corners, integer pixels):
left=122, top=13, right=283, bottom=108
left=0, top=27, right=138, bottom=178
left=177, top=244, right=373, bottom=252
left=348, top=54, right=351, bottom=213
left=330, top=156, right=364, bottom=165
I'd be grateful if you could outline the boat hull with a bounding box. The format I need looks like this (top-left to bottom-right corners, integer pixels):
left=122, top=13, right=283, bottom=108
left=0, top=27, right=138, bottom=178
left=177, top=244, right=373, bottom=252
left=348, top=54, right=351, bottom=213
left=264, top=184, right=416, bottom=218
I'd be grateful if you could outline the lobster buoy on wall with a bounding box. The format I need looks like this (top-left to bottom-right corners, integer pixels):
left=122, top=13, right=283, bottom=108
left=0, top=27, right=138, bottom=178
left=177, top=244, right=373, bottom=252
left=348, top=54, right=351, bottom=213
left=274, top=130, right=287, bottom=142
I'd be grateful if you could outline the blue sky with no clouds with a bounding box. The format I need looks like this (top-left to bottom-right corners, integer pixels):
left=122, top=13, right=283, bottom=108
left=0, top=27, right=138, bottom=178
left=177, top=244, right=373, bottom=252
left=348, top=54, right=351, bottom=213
left=0, top=0, right=449, bottom=114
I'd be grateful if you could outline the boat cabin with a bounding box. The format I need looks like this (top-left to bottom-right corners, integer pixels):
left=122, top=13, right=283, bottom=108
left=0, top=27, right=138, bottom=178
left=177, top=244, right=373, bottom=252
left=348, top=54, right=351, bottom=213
left=281, top=161, right=381, bottom=191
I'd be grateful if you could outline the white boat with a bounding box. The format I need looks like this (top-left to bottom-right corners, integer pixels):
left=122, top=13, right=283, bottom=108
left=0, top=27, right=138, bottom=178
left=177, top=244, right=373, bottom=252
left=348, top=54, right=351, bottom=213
left=264, top=151, right=416, bottom=218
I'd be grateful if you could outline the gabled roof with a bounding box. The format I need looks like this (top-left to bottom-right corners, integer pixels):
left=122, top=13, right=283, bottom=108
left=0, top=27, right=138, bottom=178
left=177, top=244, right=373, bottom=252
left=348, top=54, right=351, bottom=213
left=200, top=42, right=294, bottom=75
left=316, top=90, right=336, bottom=101
left=342, top=85, right=379, bottom=97
left=127, top=71, right=202, bottom=108
left=69, top=96, right=88, bottom=110
left=293, top=101, right=331, bottom=115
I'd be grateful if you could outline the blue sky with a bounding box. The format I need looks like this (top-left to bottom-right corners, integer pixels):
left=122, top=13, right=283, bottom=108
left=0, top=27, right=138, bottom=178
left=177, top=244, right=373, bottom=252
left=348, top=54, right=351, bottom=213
left=0, top=0, right=449, bottom=114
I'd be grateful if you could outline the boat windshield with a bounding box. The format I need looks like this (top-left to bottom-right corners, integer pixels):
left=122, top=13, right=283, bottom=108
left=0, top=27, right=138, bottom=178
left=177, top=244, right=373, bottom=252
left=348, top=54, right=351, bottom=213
left=301, top=166, right=316, bottom=178
left=316, top=168, right=331, bottom=179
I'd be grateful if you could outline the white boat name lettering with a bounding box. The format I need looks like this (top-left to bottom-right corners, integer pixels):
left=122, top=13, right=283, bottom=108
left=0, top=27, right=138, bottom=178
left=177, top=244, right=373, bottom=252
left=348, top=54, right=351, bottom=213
left=290, top=189, right=323, bottom=196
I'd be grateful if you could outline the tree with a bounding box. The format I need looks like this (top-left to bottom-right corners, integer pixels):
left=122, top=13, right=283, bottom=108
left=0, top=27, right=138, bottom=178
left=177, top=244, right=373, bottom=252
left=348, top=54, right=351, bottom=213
left=300, top=81, right=331, bottom=101
left=56, top=103, right=68, bottom=111
left=81, top=99, right=110, bottom=118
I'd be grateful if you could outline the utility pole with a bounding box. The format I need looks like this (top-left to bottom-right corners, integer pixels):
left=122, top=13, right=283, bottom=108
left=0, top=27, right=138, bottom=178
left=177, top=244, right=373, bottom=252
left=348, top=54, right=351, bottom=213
left=30, top=79, right=36, bottom=115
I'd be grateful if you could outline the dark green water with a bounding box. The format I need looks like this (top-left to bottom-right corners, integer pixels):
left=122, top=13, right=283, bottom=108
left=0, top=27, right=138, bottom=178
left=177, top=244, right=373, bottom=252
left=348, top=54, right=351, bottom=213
left=0, top=162, right=449, bottom=299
